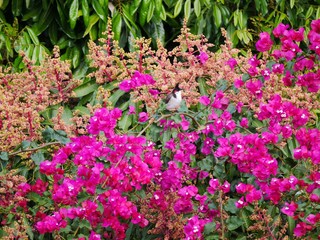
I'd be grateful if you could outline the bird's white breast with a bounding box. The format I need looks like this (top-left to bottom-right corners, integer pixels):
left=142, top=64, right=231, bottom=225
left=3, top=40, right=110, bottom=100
left=166, top=91, right=182, bottom=110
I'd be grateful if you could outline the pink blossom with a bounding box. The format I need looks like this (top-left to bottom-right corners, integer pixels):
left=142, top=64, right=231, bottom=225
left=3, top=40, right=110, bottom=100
left=220, top=181, right=230, bottom=193
left=281, top=201, right=298, bottom=216
left=256, top=32, right=273, bottom=52
left=198, top=51, right=209, bottom=64
left=180, top=115, right=189, bottom=130
left=293, top=222, right=313, bottom=237
left=272, top=63, right=284, bottom=74
left=273, top=23, right=290, bottom=38
left=240, top=118, right=248, bottom=128
left=234, top=78, right=244, bottom=88
left=199, top=95, right=210, bottom=106
left=138, top=112, right=148, bottom=122
left=128, top=105, right=136, bottom=114
left=235, top=196, right=248, bottom=208
left=119, top=71, right=155, bottom=92
left=226, top=58, right=237, bottom=69
left=207, top=179, right=220, bottom=194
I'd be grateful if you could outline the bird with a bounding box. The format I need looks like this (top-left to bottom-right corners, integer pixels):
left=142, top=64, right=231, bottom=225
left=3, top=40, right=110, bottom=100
left=165, top=83, right=183, bottom=111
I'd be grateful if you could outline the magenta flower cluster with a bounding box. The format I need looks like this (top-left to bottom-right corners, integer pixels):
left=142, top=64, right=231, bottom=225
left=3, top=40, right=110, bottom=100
left=119, top=71, right=155, bottom=92
left=19, top=107, right=162, bottom=239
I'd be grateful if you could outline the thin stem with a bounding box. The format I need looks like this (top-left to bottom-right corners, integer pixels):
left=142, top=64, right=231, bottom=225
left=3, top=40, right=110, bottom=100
left=219, top=190, right=226, bottom=240
left=9, top=141, right=62, bottom=156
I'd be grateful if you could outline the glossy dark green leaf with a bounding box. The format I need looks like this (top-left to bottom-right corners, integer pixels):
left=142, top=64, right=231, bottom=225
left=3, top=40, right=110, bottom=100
left=89, top=23, right=98, bottom=40
left=213, top=3, right=222, bottom=27
left=69, top=0, right=79, bottom=29
left=26, top=27, right=39, bottom=45
left=0, top=0, right=9, bottom=10
left=173, top=0, right=182, bottom=17
left=147, top=0, right=155, bottom=22
left=129, top=0, right=142, bottom=15
left=71, top=46, right=81, bottom=68
left=184, top=0, right=191, bottom=20
left=112, top=10, right=122, bottom=41
left=92, top=0, right=107, bottom=22
left=32, top=6, right=54, bottom=35
left=194, top=0, right=201, bottom=17
left=139, top=0, right=150, bottom=26
left=154, top=0, right=162, bottom=18
left=12, top=0, right=22, bottom=16
left=81, top=0, right=90, bottom=26
left=48, top=22, right=58, bottom=44
left=83, top=14, right=99, bottom=37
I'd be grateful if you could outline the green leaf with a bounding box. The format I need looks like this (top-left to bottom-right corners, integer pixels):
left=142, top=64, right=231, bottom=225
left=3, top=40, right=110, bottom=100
left=0, top=152, right=8, bottom=161
left=290, top=0, right=295, bottom=9
left=204, top=221, right=216, bottom=235
left=226, top=216, right=243, bottom=231
left=197, top=155, right=213, bottom=171
left=82, top=0, right=90, bottom=26
left=184, top=0, right=191, bottom=20
left=139, top=0, right=150, bottom=26
left=112, top=10, right=122, bottom=41
left=12, top=0, right=22, bottom=16
left=69, top=0, right=79, bottom=29
left=118, top=112, right=132, bottom=131
left=73, top=79, right=99, bottom=97
left=173, top=0, right=183, bottom=17
left=147, top=0, right=155, bottom=22
left=62, top=106, right=73, bottom=125
left=130, top=0, right=142, bottom=15
left=83, top=14, right=100, bottom=37
left=32, top=6, right=54, bottom=35
left=92, top=0, right=107, bottom=22
left=288, top=216, right=295, bottom=237
left=26, top=27, right=39, bottom=45
left=194, top=0, right=201, bottom=17
left=109, top=89, right=126, bottom=106
left=224, top=199, right=239, bottom=214
left=213, top=3, right=222, bottom=27
left=305, top=6, right=314, bottom=19
left=21, top=140, right=32, bottom=150
left=71, top=46, right=81, bottom=68
left=42, top=127, right=70, bottom=144
left=31, top=151, right=45, bottom=165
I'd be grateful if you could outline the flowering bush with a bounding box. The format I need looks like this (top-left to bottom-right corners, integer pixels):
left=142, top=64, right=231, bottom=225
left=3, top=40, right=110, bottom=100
left=1, top=19, right=320, bottom=239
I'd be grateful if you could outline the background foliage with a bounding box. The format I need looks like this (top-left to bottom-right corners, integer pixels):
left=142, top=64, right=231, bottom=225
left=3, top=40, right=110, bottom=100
left=1, top=0, right=320, bottom=70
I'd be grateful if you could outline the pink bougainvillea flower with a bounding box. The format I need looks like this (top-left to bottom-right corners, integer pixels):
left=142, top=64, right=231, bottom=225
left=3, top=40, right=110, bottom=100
left=256, top=32, right=273, bottom=52
left=235, top=196, right=248, bottom=208
left=273, top=23, right=290, bottom=38
left=198, top=51, right=209, bottom=64
left=226, top=58, right=237, bottom=69
left=293, top=222, right=313, bottom=237
left=149, top=88, right=160, bottom=96
left=234, top=78, right=244, bottom=88
left=281, top=201, right=298, bottom=216
left=119, top=71, right=155, bottom=92
left=128, top=105, right=136, bottom=115
left=207, top=179, right=220, bottom=194
left=138, top=112, right=148, bottom=123
left=220, top=181, right=230, bottom=193
left=272, top=63, right=284, bottom=74
left=240, top=118, right=248, bottom=128
left=199, top=95, right=210, bottom=106
left=180, top=115, right=189, bottom=130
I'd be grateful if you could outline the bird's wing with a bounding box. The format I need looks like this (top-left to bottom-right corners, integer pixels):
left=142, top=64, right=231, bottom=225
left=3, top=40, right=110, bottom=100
left=165, top=93, right=173, bottom=103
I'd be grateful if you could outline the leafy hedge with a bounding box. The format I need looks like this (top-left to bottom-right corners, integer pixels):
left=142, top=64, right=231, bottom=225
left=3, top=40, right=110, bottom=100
left=1, top=0, right=320, bottom=70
